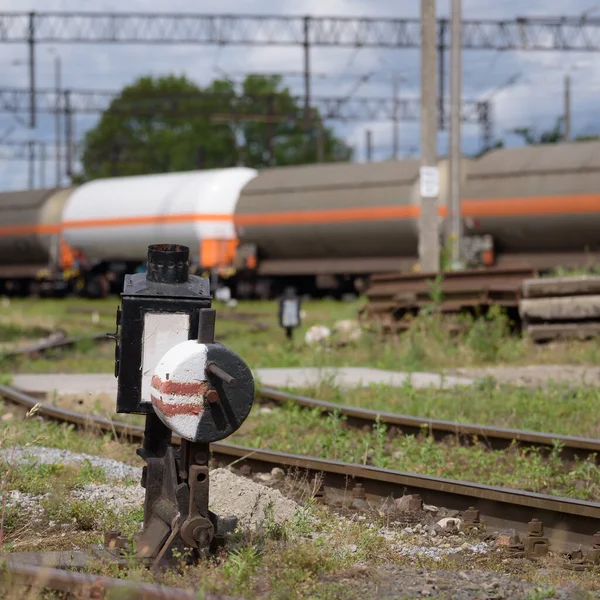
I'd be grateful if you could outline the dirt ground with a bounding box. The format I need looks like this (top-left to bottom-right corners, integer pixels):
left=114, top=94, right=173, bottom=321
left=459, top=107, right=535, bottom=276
left=445, top=365, right=600, bottom=388
left=39, top=365, right=600, bottom=417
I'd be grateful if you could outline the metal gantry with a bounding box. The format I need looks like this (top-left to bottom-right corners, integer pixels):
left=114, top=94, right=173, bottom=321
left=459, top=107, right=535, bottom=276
left=1, top=12, right=599, bottom=129
left=1, top=13, right=600, bottom=50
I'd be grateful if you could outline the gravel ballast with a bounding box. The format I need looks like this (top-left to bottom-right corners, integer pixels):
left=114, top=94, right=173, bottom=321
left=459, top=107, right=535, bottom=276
left=3, top=446, right=300, bottom=532
left=0, top=446, right=141, bottom=481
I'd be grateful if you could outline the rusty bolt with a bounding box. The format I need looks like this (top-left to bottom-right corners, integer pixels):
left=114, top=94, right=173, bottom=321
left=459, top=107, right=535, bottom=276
left=508, top=533, right=524, bottom=550
left=352, top=483, right=366, bottom=500
left=193, top=523, right=212, bottom=546
left=527, top=518, right=544, bottom=537
left=116, top=536, right=130, bottom=550
left=206, top=389, right=219, bottom=404
left=463, top=506, right=480, bottom=524
left=594, top=532, right=600, bottom=548
left=408, top=494, right=423, bottom=512
left=103, top=530, right=120, bottom=549
left=195, top=452, right=208, bottom=464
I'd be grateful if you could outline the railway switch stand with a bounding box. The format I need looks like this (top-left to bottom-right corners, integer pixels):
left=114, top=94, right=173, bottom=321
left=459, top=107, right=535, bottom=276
left=104, top=243, right=255, bottom=565
left=278, top=287, right=301, bottom=341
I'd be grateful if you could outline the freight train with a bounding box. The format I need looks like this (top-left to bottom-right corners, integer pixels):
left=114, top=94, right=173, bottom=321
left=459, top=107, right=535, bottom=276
left=1, top=139, right=600, bottom=299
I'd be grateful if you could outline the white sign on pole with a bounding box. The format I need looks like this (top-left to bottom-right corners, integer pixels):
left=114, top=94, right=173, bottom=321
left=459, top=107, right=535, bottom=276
left=419, top=166, right=440, bottom=198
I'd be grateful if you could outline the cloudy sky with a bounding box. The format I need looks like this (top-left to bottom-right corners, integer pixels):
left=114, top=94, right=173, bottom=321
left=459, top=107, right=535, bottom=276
left=1, top=0, right=599, bottom=190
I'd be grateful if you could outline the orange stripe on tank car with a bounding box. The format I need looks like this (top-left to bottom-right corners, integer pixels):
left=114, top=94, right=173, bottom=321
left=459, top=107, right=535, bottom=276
left=0, top=223, right=61, bottom=237
left=462, top=195, right=600, bottom=217
left=234, top=205, right=420, bottom=227
left=235, top=194, right=600, bottom=228
left=62, top=213, right=233, bottom=229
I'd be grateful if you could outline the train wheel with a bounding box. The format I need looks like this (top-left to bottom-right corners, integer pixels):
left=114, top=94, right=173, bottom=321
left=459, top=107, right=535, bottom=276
left=85, top=274, right=110, bottom=299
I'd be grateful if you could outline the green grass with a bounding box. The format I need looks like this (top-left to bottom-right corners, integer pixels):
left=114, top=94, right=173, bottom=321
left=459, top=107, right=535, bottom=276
left=547, top=264, right=600, bottom=278
left=0, top=398, right=140, bottom=465
left=0, top=323, right=51, bottom=343
left=1, top=394, right=600, bottom=597
left=2, top=296, right=600, bottom=375
left=231, top=402, right=600, bottom=501
left=286, top=378, right=600, bottom=439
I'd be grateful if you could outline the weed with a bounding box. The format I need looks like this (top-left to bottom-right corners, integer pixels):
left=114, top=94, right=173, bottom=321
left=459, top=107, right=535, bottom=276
left=372, top=417, right=389, bottom=469
left=423, top=274, right=445, bottom=314
left=0, top=402, right=42, bottom=546
left=289, top=380, right=600, bottom=440
left=234, top=401, right=600, bottom=501
left=525, top=588, right=557, bottom=600
left=258, top=501, right=287, bottom=541
left=224, top=545, right=261, bottom=594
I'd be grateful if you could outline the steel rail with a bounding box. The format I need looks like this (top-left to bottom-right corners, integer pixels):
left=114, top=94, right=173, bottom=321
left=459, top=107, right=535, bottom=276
left=0, top=332, right=109, bottom=360
left=6, top=373, right=600, bottom=464
left=257, top=387, right=600, bottom=463
left=0, top=561, right=241, bottom=600
left=1, top=384, right=599, bottom=550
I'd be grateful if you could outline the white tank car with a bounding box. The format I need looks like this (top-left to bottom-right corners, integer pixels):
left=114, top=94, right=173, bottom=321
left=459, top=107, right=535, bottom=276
left=62, top=168, right=258, bottom=269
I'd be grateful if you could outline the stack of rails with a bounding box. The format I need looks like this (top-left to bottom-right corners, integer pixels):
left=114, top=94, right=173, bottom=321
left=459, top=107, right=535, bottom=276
left=360, top=267, right=535, bottom=333
left=520, top=276, right=600, bottom=342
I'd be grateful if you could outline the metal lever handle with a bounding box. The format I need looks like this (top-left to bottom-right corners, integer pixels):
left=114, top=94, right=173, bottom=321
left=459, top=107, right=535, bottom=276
left=206, top=362, right=237, bottom=387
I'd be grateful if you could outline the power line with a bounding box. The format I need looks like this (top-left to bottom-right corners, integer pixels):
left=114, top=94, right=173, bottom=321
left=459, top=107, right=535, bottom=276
left=0, top=87, right=491, bottom=128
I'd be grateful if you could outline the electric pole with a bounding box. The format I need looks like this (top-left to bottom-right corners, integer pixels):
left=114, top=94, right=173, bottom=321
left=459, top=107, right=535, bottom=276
left=392, top=74, right=399, bottom=159
left=564, top=74, right=571, bottom=142
left=316, top=121, right=324, bottom=163
left=28, top=140, right=35, bottom=189
left=40, top=141, right=46, bottom=188
left=449, top=0, right=462, bottom=268
left=418, top=0, right=440, bottom=273
left=55, top=54, right=61, bottom=187
left=64, top=90, right=72, bottom=181
left=366, top=129, right=373, bottom=162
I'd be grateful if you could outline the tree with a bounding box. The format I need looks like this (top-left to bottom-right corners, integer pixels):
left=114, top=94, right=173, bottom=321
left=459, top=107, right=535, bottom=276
left=510, top=116, right=600, bottom=147
left=236, top=74, right=352, bottom=167
left=77, top=74, right=352, bottom=181
left=511, top=116, right=564, bottom=146
left=473, top=139, right=504, bottom=158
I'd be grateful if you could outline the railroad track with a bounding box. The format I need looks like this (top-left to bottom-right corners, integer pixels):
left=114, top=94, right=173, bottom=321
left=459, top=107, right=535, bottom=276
left=12, top=381, right=596, bottom=464
left=0, top=562, right=242, bottom=600
left=2, top=385, right=600, bottom=555
left=0, top=331, right=109, bottom=360
left=67, top=305, right=270, bottom=330
left=258, top=388, right=600, bottom=464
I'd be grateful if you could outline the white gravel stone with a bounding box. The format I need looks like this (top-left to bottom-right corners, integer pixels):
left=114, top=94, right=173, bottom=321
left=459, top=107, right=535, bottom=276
left=2, top=448, right=300, bottom=532
left=208, top=468, right=299, bottom=529
left=0, top=446, right=142, bottom=481
left=4, top=489, right=46, bottom=513
left=3, top=490, right=47, bottom=527
left=71, top=484, right=145, bottom=514
left=393, top=540, right=490, bottom=561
